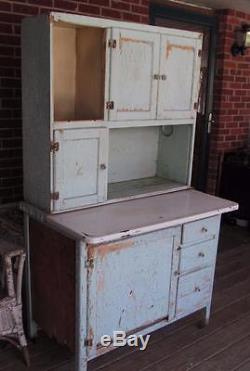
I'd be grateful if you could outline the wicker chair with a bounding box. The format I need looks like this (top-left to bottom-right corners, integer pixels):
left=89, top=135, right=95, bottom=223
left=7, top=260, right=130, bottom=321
left=0, top=241, right=30, bottom=366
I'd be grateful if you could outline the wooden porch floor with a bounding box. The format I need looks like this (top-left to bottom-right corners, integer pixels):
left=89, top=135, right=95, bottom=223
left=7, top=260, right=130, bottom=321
left=1, top=223, right=250, bottom=371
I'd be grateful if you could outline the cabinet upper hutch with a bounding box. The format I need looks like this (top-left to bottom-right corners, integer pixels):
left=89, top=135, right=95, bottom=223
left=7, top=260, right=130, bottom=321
left=22, top=12, right=202, bottom=213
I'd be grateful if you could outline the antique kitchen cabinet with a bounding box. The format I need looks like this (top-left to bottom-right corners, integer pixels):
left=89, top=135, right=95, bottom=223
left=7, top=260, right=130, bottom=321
left=22, top=12, right=202, bottom=212
left=21, top=191, right=238, bottom=371
left=21, top=12, right=238, bottom=371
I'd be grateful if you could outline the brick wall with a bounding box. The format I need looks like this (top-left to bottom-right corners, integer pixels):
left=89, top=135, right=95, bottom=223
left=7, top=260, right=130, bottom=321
left=0, top=0, right=149, bottom=204
left=207, top=9, right=250, bottom=194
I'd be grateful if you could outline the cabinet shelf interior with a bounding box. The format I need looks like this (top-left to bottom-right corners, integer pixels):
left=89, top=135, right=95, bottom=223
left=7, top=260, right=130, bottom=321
left=107, top=125, right=193, bottom=199
left=53, top=23, right=106, bottom=122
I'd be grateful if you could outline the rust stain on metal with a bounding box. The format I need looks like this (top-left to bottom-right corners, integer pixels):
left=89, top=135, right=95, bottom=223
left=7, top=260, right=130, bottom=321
left=166, top=43, right=194, bottom=58
left=97, top=240, right=133, bottom=259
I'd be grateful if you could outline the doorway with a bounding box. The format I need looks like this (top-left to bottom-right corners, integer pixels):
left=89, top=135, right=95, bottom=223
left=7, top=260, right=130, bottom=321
left=150, top=3, right=217, bottom=191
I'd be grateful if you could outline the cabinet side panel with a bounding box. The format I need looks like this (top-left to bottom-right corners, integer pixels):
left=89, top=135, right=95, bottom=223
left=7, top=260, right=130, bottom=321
left=30, top=219, right=75, bottom=351
left=22, top=16, right=51, bottom=211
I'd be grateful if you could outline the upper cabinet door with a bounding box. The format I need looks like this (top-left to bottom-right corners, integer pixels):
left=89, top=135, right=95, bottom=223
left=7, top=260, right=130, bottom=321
left=157, top=34, right=202, bottom=120
left=108, top=28, right=160, bottom=121
left=53, top=128, right=108, bottom=212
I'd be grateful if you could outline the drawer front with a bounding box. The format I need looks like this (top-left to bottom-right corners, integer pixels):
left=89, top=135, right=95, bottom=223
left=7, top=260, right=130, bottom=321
left=182, top=215, right=220, bottom=244
left=176, top=268, right=213, bottom=318
left=179, top=239, right=217, bottom=274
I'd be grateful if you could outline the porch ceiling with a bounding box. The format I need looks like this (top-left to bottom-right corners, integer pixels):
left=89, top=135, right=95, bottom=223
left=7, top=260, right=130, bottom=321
left=169, top=0, right=250, bottom=13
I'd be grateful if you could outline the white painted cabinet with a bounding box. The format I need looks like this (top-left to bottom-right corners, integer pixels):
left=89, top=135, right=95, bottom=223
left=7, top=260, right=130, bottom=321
left=109, top=29, right=202, bottom=122
left=22, top=12, right=202, bottom=212
left=53, top=128, right=108, bottom=211
left=158, top=34, right=202, bottom=120
left=108, top=28, right=160, bottom=121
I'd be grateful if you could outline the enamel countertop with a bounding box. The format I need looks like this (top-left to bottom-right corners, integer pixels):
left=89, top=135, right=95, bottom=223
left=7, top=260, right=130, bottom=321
left=46, top=189, right=238, bottom=244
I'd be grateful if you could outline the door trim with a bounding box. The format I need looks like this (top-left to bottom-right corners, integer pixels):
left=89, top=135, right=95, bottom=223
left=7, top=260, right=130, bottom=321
left=150, top=3, right=218, bottom=191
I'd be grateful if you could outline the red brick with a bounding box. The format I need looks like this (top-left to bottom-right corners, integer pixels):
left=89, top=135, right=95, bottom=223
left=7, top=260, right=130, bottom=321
left=0, top=12, right=24, bottom=23
left=0, top=23, right=12, bottom=33
left=111, top=1, right=130, bottom=11
left=140, top=15, right=148, bottom=24
left=78, top=4, right=100, bottom=15
left=0, top=2, right=11, bottom=12
left=101, top=8, right=121, bottom=19
left=0, top=46, right=14, bottom=56
left=91, top=0, right=110, bottom=6
left=54, top=0, right=78, bottom=11
left=131, top=4, right=148, bottom=14
left=124, top=0, right=139, bottom=3
left=13, top=3, right=39, bottom=15
left=122, top=12, right=140, bottom=22
left=28, top=0, right=53, bottom=6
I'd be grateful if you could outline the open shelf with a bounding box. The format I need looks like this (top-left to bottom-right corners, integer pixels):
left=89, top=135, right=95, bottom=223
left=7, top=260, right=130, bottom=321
left=53, top=23, right=106, bottom=122
left=108, top=125, right=193, bottom=200
left=108, top=177, right=186, bottom=200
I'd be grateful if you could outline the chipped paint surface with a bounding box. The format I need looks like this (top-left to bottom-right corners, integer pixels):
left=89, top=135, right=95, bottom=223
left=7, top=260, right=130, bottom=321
left=96, top=240, right=133, bottom=259
left=87, top=228, right=177, bottom=354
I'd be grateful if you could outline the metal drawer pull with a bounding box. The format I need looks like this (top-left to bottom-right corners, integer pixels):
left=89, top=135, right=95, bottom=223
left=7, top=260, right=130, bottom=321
left=198, top=252, right=205, bottom=257
left=195, top=286, right=201, bottom=292
left=100, top=164, right=107, bottom=170
left=201, top=227, right=208, bottom=233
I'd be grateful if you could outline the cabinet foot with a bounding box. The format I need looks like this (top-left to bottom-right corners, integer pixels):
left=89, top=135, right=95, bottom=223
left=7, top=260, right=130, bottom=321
left=197, top=307, right=210, bottom=329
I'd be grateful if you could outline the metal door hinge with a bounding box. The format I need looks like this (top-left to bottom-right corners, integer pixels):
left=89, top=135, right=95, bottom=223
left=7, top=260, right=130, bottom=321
left=106, top=101, right=114, bottom=110
left=51, top=192, right=59, bottom=200
left=193, top=102, right=198, bottom=110
left=198, top=49, right=202, bottom=57
left=108, top=39, right=116, bottom=48
left=50, top=141, right=59, bottom=153
left=85, top=258, right=94, bottom=269
left=84, top=338, right=93, bottom=347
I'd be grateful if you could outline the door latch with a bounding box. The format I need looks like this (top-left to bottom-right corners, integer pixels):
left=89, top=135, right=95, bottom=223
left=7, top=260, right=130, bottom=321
left=208, top=112, right=215, bottom=134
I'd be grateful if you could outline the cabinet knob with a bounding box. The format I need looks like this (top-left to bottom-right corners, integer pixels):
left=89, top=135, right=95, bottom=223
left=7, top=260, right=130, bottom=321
left=195, top=286, right=201, bottom=292
left=198, top=252, right=205, bottom=258
left=161, top=74, right=167, bottom=80
left=201, top=227, right=208, bottom=233
left=100, top=164, right=107, bottom=170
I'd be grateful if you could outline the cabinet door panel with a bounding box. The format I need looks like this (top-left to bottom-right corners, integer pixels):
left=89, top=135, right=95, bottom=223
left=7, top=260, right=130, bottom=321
left=158, top=34, right=202, bottom=120
left=87, top=228, right=177, bottom=355
left=109, top=28, right=160, bottom=121
left=53, top=128, right=108, bottom=211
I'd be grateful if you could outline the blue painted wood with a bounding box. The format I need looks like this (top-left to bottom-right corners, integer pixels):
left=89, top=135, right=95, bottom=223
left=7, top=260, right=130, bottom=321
left=87, top=228, right=180, bottom=357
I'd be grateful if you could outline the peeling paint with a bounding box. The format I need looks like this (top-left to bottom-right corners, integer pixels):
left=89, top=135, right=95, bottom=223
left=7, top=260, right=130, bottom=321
left=97, top=240, right=133, bottom=259
left=166, top=43, right=194, bottom=59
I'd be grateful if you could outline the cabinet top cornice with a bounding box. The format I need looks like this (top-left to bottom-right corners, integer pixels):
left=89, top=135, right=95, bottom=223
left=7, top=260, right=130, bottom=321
left=23, top=11, right=203, bottom=40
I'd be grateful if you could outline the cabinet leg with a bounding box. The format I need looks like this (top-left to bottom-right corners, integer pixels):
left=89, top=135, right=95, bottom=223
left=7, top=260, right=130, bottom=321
left=198, top=306, right=211, bottom=329
left=24, top=213, right=38, bottom=339
left=75, top=240, right=88, bottom=371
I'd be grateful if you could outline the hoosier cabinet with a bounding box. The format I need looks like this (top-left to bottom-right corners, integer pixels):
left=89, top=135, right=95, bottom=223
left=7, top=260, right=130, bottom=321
left=21, top=12, right=238, bottom=371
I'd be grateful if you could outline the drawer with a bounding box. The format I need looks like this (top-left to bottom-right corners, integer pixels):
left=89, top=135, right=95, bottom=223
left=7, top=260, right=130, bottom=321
left=182, top=215, right=220, bottom=244
left=179, top=239, right=217, bottom=273
left=176, top=268, right=213, bottom=318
